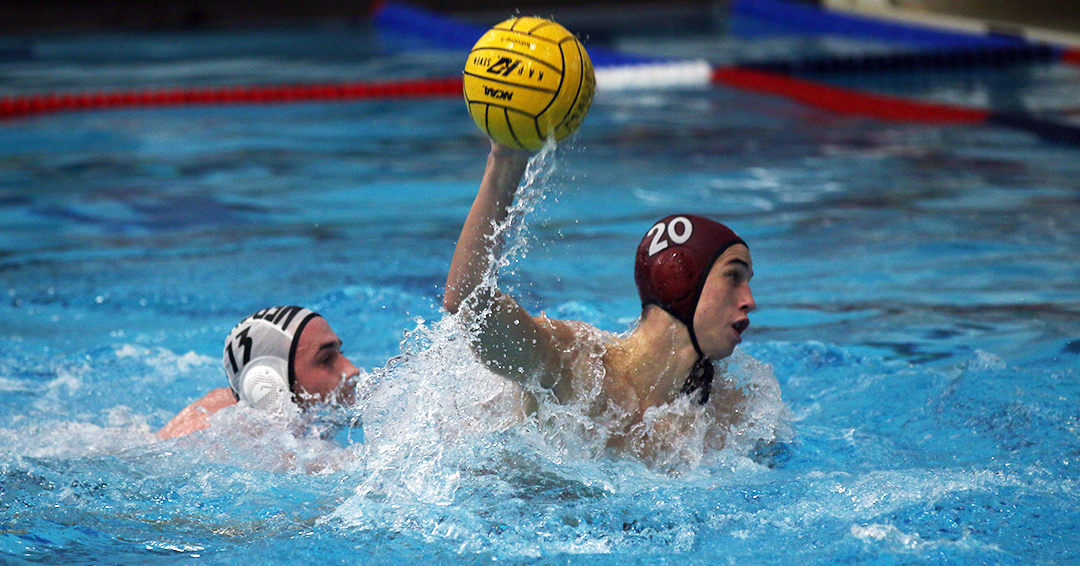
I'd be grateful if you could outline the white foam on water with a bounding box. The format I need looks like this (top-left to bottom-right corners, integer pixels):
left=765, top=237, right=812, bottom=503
left=0, top=344, right=220, bottom=459
left=165, top=401, right=363, bottom=475
left=850, top=522, right=1003, bottom=555
left=0, top=417, right=158, bottom=459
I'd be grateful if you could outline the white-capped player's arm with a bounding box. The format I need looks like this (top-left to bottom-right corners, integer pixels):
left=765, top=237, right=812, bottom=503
left=157, top=387, right=237, bottom=439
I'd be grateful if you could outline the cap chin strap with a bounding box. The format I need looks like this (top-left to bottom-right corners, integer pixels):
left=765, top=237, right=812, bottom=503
left=650, top=302, right=713, bottom=406
left=680, top=327, right=713, bottom=405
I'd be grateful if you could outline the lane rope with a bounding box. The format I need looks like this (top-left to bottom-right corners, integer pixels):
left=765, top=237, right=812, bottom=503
left=0, top=77, right=462, bottom=119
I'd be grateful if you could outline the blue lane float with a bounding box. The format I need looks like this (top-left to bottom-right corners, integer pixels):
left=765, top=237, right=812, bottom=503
left=372, top=0, right=660, bottom=67
left=729, top=0, right=1029, bottom=49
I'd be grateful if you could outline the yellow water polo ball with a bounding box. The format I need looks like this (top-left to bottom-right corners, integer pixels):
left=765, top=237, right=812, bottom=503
left=463, top=17, right=595, bottom=150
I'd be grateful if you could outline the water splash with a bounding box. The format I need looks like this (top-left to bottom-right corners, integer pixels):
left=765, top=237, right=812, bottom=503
left=322, top=142, right=795, bottom=556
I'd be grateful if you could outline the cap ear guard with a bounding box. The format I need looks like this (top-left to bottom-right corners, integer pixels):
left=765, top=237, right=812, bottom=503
left=236, top=356, right=291, bottom=412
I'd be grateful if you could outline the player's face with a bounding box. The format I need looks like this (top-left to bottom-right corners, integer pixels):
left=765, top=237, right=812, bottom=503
left=692, top=244, right=756, bottom=360
left=292, top=318, right=359, bottom=408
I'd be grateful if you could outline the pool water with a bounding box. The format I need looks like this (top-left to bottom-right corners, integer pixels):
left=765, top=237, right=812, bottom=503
left=3, top=15, right=1080, bottom=566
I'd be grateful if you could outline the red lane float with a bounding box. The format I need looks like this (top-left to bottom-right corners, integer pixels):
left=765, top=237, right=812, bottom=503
left=0, top=77, right=464, bottom=119
left=712, top=67, right=991, bottom=123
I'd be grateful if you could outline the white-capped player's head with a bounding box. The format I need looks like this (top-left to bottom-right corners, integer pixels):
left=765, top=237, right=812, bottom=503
left=223, top=306, right=358, bottom=412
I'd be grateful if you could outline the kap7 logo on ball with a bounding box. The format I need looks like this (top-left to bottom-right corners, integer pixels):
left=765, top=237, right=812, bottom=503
left=469, top=54, right=547, bottom=84
left=486, top=57, right=520, bottom=76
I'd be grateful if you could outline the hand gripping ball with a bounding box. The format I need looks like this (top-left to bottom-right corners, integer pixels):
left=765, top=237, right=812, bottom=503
left=464, top=17, right=595, bottom=150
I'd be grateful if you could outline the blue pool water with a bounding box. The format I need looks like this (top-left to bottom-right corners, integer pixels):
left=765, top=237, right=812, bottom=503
left=3, top=15, right=1080, bottom=566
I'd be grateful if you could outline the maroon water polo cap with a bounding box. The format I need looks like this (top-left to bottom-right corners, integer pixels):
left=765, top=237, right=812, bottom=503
left=634, top=214, right=746, bottom=355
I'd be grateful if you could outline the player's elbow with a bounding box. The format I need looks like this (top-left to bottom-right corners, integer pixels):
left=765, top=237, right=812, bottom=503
left=443, top=289, right=462, bottom=314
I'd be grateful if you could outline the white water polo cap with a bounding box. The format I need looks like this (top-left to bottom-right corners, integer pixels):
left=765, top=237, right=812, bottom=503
left=223, top=306, right=322, bottom=412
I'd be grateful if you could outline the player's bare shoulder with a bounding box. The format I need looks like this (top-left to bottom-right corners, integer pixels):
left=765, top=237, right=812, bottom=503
left=530, top=314, right=609, bottom=400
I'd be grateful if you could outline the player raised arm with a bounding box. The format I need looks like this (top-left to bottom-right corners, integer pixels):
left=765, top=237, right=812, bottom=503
left=443, top=142, right=581, bottom=393
left=443, top=141, right=530, bottom=315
